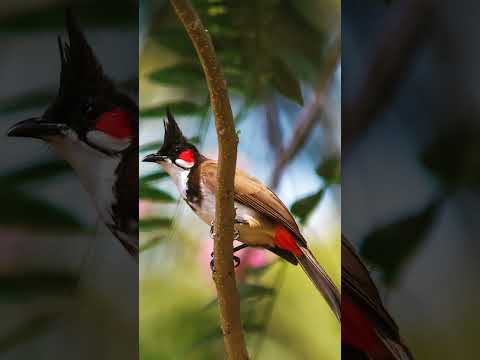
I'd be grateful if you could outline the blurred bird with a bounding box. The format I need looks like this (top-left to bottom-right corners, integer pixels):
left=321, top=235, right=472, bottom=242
left=143, top=110, right=340, bottom=320
left=7, top=11, right=138, bottom=258
left=342, top=235, right=414, bottom=359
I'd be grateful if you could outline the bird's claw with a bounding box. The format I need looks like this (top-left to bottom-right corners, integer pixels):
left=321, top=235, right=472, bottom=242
left=210, top=221, right=215, bottom=238
left=209, top=253, right=242, bottom=272
left=210, top=221, right=240, bottom=241
left=233, top=255, right=240, bottom=268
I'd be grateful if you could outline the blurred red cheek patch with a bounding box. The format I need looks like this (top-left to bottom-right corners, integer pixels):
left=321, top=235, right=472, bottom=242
left=95, top=107, right=132, bottom=139
left=179, top=149, right=195, bottom=163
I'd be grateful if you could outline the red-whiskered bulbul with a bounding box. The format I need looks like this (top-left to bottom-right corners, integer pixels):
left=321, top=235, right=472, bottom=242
left=342, top=235, right=414, bottom=359
left=7, top=11, right=138, bottom=258
left=142, top=110, right=341, bottom=320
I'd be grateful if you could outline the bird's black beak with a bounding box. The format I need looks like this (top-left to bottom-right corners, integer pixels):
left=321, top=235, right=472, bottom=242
left=7, top=118, right=64, bottom=139
left=142, top=153, right=166, bottom=163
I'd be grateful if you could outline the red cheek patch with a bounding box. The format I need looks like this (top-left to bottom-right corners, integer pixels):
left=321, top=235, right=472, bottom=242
left=274, top=226, right=302, bottom=256
left=95, top=107, right=132, bottom=139
left=178, top=149, right=195, bottom=163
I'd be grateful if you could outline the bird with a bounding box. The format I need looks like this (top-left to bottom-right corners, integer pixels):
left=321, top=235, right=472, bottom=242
left=142, top=110, right=341, bottom=320
left=7, top=10, right=138, bottom=259
left=342, top=235, right=414, bottom=359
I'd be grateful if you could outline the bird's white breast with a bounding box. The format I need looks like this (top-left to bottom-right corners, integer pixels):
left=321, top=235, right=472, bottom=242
left=158, top=159, right=190, bottom=199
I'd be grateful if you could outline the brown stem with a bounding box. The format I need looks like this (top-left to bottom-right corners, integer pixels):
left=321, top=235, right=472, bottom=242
left=269, top=34, right=341, bottom=189
left=169, top=1, right=249, bottom=359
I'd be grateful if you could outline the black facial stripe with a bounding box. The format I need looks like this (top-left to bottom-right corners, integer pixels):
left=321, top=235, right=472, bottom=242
left=185, top=158, right=203, bottom=206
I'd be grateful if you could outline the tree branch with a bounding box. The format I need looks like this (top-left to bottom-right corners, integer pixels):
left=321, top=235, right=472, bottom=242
left=342, top=0, right=433, bottom=156
left=169, top=1, right=249, bottom=359
left=269, top=34, right=341, bottom=189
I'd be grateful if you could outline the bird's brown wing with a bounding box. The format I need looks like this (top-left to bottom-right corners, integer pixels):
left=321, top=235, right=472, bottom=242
left=342, top=235, right=398, bottom=333
left=199, top=160, right=307, bottom=247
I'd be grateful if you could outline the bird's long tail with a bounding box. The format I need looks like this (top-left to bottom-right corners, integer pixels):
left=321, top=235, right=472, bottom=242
left=342, top=235, right=414, bottom=360
left=297, top=246, right=341, bottom=321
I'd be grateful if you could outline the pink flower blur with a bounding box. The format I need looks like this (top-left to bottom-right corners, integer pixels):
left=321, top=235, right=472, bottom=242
left=139, top=200, right=152, bottom=219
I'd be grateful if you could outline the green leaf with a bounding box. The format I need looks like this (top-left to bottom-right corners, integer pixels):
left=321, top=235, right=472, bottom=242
left=139, top=217, right=172, bottom=231
left=291, top=189, right=325, bottom=225
left=153, top=27, right=195, bottom=57
left=140, top=171, right=169, bottom=183
left=141, top=101, right=207, bottom=119
left=140, top=142, right=163, bottom=153
left=316, top=156, right=341, bottom=184
left=148, top=63, right=205, bottom=88
left=140, top=236, right=164, bottom=252
left=0, top=89, right=55, bottom=114
left=185, top=327, right=223, bottom=354
left=1, top=160, right=70, bottom=186
left=0, top=0, right=136, bottom=32
left=422, top=128, right=480, bottom=188
left=271, top=58, right=304, bottom=106
left=0, top=190, right=84, bottom=230
left=140, top=183, right=175, bottom=202
left=360, top=200, right=441, bottom=286
left=245, top=262, right=274, bottom=278
left=204, top=284, right=275, bottom=310
left=238, top=283, right=275, bottom=299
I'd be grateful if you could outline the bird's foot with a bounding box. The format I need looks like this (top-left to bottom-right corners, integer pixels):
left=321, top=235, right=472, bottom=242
left=209, top=243, right=249, bottom=272
left=210, top=221, right=241, bottom=241
left=210, top=221, right=216, bottom=238
left=233, top=228, right=240, bottom=241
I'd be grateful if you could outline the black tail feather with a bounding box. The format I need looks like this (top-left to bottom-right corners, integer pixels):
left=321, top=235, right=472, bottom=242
left=297, top=247, right=341, bottom=321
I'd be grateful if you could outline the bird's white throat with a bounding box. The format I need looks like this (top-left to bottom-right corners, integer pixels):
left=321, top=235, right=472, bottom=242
left=158, top=158, right=190, bottom=200
left=49, top=129, right=120, bottom=227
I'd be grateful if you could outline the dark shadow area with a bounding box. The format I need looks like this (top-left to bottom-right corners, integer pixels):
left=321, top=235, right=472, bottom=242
left=0, top=1, right=138, bottom=359
left=343, top=0, right=480, bottom=358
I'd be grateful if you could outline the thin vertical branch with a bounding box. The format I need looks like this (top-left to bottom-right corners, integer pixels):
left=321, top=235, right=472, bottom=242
left=269, top=34, right=341, bottom=189
left=169, top=1, right=249, bottom=359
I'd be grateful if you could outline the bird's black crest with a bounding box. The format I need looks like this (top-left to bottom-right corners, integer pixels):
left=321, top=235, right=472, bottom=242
left=158, top=108, right=188, bottom=155
left=57, top=9, right=112, bottom=101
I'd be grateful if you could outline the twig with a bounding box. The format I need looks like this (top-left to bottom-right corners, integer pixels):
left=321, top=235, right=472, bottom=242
left=265, top=95, right=284, bottom=157
left=269, top=34, right=341, bottom=189
left=342, top=0, right=433, bottom=155
left=169, top=1, right=249, bottom=359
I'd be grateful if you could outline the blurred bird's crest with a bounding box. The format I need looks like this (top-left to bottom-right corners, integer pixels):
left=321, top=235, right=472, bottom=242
left=56, top=10, right=113, bottom=105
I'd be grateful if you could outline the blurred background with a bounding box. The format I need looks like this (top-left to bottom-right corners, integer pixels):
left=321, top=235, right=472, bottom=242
left=0, top=1, right=137, bottom=359
left=139, top=0, right=340, bottom=359
left=343, top=0, right=480, bottom=358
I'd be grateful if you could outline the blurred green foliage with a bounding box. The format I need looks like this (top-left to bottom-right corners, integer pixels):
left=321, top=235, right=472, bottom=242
left=360, top=127, right=480, bottom=287
left=292, top=155, right=340, bottom=225
left=0, top=2, right=137, bottom=354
